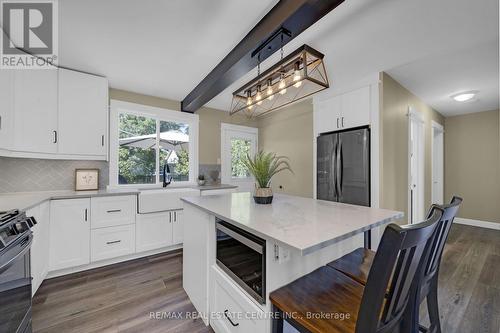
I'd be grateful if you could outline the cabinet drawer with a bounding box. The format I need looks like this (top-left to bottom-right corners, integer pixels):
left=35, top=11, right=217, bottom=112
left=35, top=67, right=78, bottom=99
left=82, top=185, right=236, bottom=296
left=91, top=195, right=136, bottom=229
left=211, top=266, right=265, bottom=333
left=91, top=225, right=135, bottom=262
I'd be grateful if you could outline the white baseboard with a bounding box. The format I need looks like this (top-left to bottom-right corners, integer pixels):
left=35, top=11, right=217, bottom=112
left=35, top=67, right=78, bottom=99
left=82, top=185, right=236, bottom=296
left=454, top=217, right=500, bottom=230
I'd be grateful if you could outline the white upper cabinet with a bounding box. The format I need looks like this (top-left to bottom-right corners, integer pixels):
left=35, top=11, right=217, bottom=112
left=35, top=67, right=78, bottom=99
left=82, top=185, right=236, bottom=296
left=58, top=69, right=108, bottom=157
left=314, top=96, right=341, bottom=135
left=0, top=67, right=108, bottom=159
left=314, top=85, right=371, bottom=135
left=340, top=85, right=370, bottom=129
left=0, top=70, right=14, bottom=150
left=13, top=69, right=58, bottom=153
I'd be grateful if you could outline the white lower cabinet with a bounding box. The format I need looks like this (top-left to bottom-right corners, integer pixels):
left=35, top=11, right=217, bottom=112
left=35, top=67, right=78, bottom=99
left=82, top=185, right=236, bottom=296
left=172, top=210, right=183, bottom=245
left=136, top=212, right=172, bottom=252
left=91, top=225, right=135, bottom=262
left=211, top=266, right=265, bottom=333
left=136, top=209, right=182, bottom=252
left=29, top=201, right=50, bottom=295
left=49, top=198, right=90, bottom=271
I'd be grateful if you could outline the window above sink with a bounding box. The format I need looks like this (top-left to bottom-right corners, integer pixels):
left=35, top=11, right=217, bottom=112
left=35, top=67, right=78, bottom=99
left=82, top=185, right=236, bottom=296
left=109, top=100, right=199, bottom=188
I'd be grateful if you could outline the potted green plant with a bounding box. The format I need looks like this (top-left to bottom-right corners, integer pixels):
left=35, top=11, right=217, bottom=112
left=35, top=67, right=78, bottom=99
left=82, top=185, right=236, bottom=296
left=243, top=151, right=293, bottom=204
left=197, top=174, right=206, bottom=186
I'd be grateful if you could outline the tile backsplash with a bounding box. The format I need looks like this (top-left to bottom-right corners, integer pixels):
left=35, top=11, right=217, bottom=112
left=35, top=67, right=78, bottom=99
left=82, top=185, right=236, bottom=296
left=199, top=164, right=221, bottom=183
left=0, top=158, right=224, bottom=193
left=0, top=157, right=109, bottom=193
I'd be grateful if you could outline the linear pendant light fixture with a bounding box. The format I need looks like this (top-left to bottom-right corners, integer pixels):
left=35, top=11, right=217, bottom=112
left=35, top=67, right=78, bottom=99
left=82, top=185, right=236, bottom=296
left=230, top=44, right=329, bottom=118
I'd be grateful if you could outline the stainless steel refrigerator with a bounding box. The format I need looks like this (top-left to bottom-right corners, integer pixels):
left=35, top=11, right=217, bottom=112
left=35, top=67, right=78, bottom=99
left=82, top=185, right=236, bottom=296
left=317, top=127, right=370, bottom=206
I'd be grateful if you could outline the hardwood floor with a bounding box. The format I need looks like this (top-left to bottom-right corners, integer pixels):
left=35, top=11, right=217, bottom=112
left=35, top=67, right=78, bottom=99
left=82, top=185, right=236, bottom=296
left=32, top=249, right=212, bottom=333
left=33, top=224, right=500, bottom=333
left=419, top=224, right=500, bottom=333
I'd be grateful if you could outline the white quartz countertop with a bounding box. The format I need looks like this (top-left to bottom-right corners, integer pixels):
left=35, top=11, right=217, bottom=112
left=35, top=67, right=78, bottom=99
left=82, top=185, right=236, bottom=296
left=181, top=192, right=404, bottom=255
left=0, top=190, right=140, bottom=212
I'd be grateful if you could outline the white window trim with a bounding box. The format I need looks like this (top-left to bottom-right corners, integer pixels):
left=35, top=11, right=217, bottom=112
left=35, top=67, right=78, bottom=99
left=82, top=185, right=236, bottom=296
left=220, top=123, right=258, bottom=184
left=108, top=100, right=199, bottom=189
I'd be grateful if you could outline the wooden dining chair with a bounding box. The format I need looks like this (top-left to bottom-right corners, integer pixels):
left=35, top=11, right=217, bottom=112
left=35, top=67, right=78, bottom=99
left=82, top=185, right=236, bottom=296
left=270, top=209, right=443, bottom=333
left=327, top=196, right=462, bottom=333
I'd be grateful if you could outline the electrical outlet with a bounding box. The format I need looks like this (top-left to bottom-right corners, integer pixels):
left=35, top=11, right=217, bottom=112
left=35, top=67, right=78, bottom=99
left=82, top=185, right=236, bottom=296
left=274, top=244, right=291, bottom=264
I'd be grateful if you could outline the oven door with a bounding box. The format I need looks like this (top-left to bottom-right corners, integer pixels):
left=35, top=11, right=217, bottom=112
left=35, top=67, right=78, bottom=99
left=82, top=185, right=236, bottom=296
left=0, top=232, right=33, bottom=333
left=216, top=221, right=266, bottom=304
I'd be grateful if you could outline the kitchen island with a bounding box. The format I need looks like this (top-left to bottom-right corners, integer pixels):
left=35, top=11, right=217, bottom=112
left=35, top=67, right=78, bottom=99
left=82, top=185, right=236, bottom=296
left=181, top=192, right=403, bottom=333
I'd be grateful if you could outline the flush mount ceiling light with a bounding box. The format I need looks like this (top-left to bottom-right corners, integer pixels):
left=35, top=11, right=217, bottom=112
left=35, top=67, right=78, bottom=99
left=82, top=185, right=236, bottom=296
left=230, top=44, right=329, bottom=118
left=451, top=91, right=477, bottom=102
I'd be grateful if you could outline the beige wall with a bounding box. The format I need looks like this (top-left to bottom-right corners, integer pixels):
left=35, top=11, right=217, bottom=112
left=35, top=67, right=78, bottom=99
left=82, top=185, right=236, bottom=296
left=380, top=73, right=445, bottom=222
left=444, top=110, right=500, bottom=223
left=109, top=88, right=256, bottom=165
left=257, top=99, right=314, bottom=198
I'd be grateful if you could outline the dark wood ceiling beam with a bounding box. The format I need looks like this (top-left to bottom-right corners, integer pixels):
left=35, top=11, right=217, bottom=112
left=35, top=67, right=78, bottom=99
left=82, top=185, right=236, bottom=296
left=181, top=0, right=345, bottom=113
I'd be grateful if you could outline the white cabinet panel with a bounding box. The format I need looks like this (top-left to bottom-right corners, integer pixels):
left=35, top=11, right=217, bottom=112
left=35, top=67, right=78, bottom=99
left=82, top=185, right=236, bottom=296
left=210, top=266, right=265, bottom=333
left=341, top=86, right=370, bottom=129
left=13, top=69, right=58, bottom=153
left=91, top=225, right=135, bottom=262
left=172, top=210, right=183, bottom=245
left=29, top=202, right=50, bottom=295
left=91, top=195, right=136, bottom=229
left=136, top=212, right=172, bottom=252
left=58, top=68, right=108, bottom=157
left=49, top=199, right=90, bottom=271
left=314, top=96, right=341, bottom=135
left=0, top=70, right=14, bottom=150
left=314, top=86, right=371, bottom=134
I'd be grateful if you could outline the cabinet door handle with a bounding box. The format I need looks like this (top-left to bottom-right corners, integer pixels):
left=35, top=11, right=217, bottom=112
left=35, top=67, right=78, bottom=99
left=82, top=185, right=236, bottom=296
left=174, top=211, right=177, bottom=222
left=101, top=135, right=105, bottom=146
left=107, top=209, right=121, bottom=213
left=169, top=212, right=172, bottom=223
left=84, top=208, right=88, bottom=221
left=106, top=240, right=121, bottom=245
left=336, top=118, right=339, bottom=128
left=223, top=310, right=239, bottom=327
left=341, top=117, right=344, bottom=127
left=53, top=130, right=58, bottom=143
left=0, top=115, right=2, bottom=130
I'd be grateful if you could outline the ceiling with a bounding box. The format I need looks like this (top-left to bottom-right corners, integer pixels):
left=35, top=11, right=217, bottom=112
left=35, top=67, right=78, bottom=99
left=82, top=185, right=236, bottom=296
left=58, top=0, right=499, bottom=116
left=58, top=0, right=278, bottom=102
left=386, top=41, right=499, bottom=116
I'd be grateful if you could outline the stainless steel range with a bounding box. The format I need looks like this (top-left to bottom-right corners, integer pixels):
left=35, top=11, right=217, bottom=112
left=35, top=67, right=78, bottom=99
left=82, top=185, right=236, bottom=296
left=0, top=210, right=37, bottom=333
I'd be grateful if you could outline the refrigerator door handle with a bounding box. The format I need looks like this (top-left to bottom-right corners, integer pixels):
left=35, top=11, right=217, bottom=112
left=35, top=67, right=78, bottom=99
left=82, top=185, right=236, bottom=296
left=331, top=142, right=337, bottom=198
left=339, top=141, right=344, bottom=196
left=335, top=140, right=343, bottom=199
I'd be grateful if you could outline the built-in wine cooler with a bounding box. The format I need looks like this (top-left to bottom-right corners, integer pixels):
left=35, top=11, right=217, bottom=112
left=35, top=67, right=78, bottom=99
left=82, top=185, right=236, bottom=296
left=216, top=220, right=266, bottom=304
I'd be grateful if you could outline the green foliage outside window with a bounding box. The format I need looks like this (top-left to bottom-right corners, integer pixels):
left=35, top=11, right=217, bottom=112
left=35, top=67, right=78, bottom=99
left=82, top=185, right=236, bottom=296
left=231, top=138, right=251, bottom=178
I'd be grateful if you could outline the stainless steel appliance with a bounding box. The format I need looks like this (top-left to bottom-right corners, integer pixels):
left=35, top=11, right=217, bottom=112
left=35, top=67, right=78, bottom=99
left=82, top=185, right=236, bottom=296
left=0, top=210, right=37, bottom=333
left=317, top=127, right=371, bottom=245
left=216, top=220, right=266, bottom=304
left=317, top=126, right=370, bottom=205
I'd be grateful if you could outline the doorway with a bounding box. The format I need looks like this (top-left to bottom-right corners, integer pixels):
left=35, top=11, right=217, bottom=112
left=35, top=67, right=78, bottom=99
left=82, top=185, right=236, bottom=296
left=431, top=121, right=444, bottom=205
left=221, top=123, right=258, bottom=192
left=408, top=107, right=425, bottom=224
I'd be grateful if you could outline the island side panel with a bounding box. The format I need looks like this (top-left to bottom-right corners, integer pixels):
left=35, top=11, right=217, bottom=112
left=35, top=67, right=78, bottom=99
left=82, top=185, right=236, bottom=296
left=182, top=203, right=216, bottom=326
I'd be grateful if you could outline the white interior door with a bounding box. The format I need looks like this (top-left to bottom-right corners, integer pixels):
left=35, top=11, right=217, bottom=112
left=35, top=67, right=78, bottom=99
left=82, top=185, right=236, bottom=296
left=408, top=107, right=425, bottom=224
left=221, top=123, right=258, bottom=192
left=431, top=121, right=444, bottom=204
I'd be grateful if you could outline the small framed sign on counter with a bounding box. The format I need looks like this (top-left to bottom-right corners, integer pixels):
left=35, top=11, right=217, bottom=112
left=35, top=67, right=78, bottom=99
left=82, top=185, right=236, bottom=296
left=75, top=169, right=99, bottom=191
